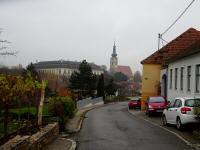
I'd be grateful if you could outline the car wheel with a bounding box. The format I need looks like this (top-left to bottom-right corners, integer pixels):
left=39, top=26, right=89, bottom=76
left=129, top=106, right=132, bottom=110
left=176, top=117, right=183, bottom=130
left=162, top=115, right=168, bottom=126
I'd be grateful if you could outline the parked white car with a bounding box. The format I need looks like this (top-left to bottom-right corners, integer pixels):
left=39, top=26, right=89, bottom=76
left=162, top=97, right=200, bottom=130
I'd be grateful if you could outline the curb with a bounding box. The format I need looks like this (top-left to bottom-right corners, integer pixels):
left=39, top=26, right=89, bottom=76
left=127, top=109, right=200, bottom=150
left=75, top=104, right=108, bottom=132
left=67, top=139, right=76, bottom=150
left=67, top=103, right=113, bottom=133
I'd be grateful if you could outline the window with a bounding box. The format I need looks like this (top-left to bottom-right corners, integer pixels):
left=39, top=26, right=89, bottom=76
left=149, top=97, right=165, bottom=102
left=169, top=100, right=175, bottom=108
left=59, top=69, right=61, bottom=74
left=170, top=69, right=173, bottom=89
left=174, top=99, right=182, bottom=108
left=185, top=99, right=200, bottom=107
left=196, top=65, right=200, bottom=92
left=180, top=67, right=184, bottom=91
left=175, top=68, right=178, bottom=90
left=187, top=66, right=191, bottom=91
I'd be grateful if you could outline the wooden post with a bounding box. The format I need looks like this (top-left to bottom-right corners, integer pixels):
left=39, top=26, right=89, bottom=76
left=38, top=81, right=45, bottom=126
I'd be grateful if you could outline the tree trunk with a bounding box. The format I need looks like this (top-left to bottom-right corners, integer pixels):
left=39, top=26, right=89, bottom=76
left=38, top=81, right=45, bottom=126
left=4, top=101, right=9, bottom=138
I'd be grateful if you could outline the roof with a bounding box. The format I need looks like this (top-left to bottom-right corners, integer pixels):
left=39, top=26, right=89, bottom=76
left=34, top=60, right=103, bottom=71
left=168, top=38, right=200, bottom=63
left=141, top=28, right=200, bottom=65
left=115, top=65, right=133, bottom=78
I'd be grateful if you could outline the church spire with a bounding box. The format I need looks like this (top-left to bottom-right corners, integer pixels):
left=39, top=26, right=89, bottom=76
left=112, top=41, right=117, bottom=57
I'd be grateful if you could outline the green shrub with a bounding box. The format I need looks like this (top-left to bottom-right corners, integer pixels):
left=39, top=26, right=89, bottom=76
left=61, top=97, right=75, bottom=118
left=48, top=96, right=75, bottom=118
left=195, top=105, right=200, bottom=120
left=48, top=96, right=75, bottom=131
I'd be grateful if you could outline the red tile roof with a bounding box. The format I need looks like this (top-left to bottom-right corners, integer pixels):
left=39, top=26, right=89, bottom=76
left=168, top=38, right=200, bottom=63
left=115, top=65, right=133, bottom=78
left=141, top=28, right=200, bottom=65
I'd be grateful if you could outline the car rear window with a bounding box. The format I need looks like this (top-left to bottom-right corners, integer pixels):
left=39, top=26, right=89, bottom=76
left=131, top=98, right=140, bottom=101
left=131, top=99, right=140, bottom=101
left=185, top=99, right=200, bottom=107
left=149, top=97, right=165, bottom=103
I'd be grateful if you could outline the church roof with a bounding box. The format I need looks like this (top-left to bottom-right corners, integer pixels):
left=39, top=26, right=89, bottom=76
left=34, top=60, right=103, bottom=71
left=141, top=28, right=200, bottom=66
left=115, top=65, right=133, bottom=78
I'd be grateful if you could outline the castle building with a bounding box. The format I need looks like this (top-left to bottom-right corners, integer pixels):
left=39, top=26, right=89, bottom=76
left=34, top=60, right=104, bottom=77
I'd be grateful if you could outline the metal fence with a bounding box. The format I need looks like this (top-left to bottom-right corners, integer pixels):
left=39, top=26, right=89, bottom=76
left=77, top=97, right=104, bottom=109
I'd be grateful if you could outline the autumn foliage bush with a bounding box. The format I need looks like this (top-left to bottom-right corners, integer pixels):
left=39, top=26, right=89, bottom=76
left=48, top=96, right=75, bottom=131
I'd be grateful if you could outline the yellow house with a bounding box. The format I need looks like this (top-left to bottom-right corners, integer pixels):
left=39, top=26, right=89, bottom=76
left=140, top=28, right=200, bottom=110
left=141, top=64, right=161, bottom=110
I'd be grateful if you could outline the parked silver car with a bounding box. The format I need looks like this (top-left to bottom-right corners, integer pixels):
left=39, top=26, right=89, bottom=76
left=162, top=97, right=200, bottom=130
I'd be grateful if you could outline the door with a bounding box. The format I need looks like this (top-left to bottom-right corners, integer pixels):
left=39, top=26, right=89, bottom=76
left=165, top=100, right=175, bottom=123
left=170, top=99, right=182, bottom=124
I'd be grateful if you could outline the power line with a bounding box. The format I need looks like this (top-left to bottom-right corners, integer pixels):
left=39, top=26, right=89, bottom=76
left=157, top=0, right=195, bottom=50
left=162, top=0, right=195, bottom=36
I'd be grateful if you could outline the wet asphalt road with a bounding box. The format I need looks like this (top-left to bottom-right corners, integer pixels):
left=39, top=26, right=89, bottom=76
left=77, top=102, right=195, bottom=150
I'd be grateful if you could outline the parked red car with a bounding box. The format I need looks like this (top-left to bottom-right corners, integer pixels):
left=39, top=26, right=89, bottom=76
left=128, top=97, right=141, bottom=109
left=146, top=96, right=168, bottom=116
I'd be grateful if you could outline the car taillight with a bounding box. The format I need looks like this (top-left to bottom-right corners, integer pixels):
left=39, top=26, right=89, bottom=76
left=148, top=105, right=153, bottom=109
left=181, top=107, right=191, bottom=114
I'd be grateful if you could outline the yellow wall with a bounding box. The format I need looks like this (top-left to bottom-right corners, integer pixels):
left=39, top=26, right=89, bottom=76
left=141, top=64, right=161, bottom=110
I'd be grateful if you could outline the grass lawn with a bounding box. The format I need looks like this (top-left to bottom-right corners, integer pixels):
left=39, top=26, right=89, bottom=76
left=9, top=105, right=49, bottom=116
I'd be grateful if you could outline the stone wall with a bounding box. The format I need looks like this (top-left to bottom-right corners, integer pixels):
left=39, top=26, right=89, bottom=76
left=0, top=135, right=30, bottom=150
left=0, top=123, right=59, bottom=150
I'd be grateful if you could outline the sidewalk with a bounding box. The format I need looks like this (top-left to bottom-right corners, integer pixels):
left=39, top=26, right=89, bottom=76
left=128, top=109, right=200, bottom=149
left=44, top=104, right=105, bottom=150
left=44, top=137, right=74, bottom=150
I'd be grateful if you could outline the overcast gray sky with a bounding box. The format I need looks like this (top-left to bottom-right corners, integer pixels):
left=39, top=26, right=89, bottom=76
left=0, top=0, right=200, bottom=72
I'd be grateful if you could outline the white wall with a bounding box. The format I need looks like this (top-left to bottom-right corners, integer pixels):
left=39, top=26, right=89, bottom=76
left=38, top=68, right=103, bottom=77
left=167, top=52, right=200, bottom=100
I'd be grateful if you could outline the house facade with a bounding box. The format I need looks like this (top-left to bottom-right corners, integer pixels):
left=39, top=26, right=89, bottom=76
left=34, top=60, right=104, bottom=77
left=141, top=28, right=200, bottom=110
left=167, top=47, right=200, bottom=100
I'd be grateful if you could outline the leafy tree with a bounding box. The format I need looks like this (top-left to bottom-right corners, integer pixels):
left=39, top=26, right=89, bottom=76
left=69, top=60, right=97, bottom=97
left=23, top=62, right=39, bottom=81
left=105, top=78, right=117, bottom=96
left=97, top=74, right=105, bottom=99
left=0, top=74, right=14, bottom=137
left=0, top=67, right=23, bottom=75
left=133, top=71, right=142, bottom=83
left=0, top=74, right=25, bottom=137
left=114, top=72, right=128, bottom=82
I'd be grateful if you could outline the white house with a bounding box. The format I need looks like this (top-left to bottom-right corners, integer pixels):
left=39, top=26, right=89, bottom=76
left=166, top=46, right=200, bottom=100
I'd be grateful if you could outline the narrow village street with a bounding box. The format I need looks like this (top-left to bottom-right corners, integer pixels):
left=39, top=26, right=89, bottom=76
left=76, top=102, right=195, bottom=150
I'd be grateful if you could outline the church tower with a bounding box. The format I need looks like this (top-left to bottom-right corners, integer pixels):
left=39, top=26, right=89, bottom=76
left=110, top=42, right=118, bottom=73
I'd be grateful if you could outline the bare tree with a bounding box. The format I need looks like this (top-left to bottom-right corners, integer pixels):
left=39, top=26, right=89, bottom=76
left=0, top=28, right=17, bottom=56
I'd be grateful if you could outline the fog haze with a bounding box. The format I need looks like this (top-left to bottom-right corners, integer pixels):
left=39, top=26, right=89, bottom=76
left=0, top=0, right=200, bottom=72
